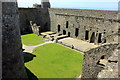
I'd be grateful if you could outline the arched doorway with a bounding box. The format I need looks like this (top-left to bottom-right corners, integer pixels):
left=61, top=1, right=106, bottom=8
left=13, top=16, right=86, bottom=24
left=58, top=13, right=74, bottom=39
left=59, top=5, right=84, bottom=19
left=75, top=28, right=79, bottom=37
left=85, top=30, right=89, bottom=40
left=58, top=25, right=60, bottom=32
left=63, top=30, right=66, bottom=35
left=98, top=33, right=102, bottom=43
left=68, top=32, right=70, bottom=37
left=90, top=32, right=95, bottom=43
left=66, top=21, right=69, bottom=28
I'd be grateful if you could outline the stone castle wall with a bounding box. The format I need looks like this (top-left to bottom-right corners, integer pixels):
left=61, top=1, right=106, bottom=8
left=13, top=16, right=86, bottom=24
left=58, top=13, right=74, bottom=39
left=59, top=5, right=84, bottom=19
left=49, top=8, right=119, bottom=44
left=2, top=1, right=27, bottom=78
left=18, top=7, right=120, bottom=78
left=19, top=8, right=119, bottom=44
left=81, top=43, right=119, bottom=78
left=19, top=8, right=50, bottom=35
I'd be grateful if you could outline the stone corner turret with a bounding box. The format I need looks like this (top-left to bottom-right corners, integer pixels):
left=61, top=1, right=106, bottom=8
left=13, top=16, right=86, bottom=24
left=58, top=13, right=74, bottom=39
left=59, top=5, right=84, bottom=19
left=41, top=0, right=51, bottom=8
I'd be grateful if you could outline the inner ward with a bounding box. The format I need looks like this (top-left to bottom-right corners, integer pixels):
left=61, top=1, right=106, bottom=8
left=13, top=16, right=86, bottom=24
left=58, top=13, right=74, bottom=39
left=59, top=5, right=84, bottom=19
left=31, top=12, right=119, bottom=52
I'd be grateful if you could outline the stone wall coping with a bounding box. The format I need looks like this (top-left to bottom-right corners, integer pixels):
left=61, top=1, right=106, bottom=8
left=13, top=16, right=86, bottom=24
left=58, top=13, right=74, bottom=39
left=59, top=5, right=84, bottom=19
left=49, top=8, right=120, bottom=12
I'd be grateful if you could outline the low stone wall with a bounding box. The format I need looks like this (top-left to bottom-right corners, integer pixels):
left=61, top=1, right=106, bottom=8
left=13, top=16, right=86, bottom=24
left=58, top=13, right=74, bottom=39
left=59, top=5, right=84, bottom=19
left=81, top=43, right=119, bottom=79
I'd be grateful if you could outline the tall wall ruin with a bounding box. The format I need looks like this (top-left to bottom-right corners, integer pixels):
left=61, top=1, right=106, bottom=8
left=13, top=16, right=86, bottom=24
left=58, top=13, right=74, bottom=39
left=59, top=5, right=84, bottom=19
left=19, top=8, right=50, bottom=35
left=49, top=8, right=119, bottom=45
left=1, top=0, right=27, bottom=78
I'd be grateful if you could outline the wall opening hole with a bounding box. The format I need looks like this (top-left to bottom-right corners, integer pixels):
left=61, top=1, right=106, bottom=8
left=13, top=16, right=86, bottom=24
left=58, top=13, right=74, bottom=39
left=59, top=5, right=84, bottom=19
left=98, top=33, right=102, bottom=43
left=68, top=32, right=70, bottom=37
left=112, top=31, right=114, bottom=33
left=118, top=28, right=120, bottom=33
left=101, top=55, right=105, bottom=59
left=84, top=26, right=86, bottom=29
left=66, top=21, right=68, bottom=28
left=108, top=60, right=118, bottom=63
left=75, top=28, right=79, bottom=37
left=85, top=30, right=89, bottom=40
left=63, top=30, right=66, bottom=35
left=58, top=25, right=60, bottom=32
left=5, top=24, right=9, bottom=27
left=90, top=32, right=95, bottom=43
left=97, top=61, right=105, bottom=67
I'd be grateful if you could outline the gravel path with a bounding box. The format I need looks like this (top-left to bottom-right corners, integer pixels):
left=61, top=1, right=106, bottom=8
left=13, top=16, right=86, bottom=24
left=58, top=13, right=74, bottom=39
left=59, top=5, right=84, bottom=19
left=23, top=41, right=54, bottom=53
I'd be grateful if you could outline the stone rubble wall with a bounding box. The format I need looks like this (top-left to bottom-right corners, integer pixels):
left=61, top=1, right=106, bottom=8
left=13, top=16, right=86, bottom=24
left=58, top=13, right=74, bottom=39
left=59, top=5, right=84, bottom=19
left=81, top=43, right=119, bottom=79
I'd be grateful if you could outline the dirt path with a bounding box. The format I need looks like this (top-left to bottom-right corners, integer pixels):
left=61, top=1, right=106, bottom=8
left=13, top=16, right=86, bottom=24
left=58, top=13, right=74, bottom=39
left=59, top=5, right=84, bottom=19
left=23, top=41, right=54, bottom=53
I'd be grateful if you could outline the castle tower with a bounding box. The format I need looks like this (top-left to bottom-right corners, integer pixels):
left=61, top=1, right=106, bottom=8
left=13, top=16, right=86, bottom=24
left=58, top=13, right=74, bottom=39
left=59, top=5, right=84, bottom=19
left=118, top=1, right=120, bottom=11
left=1, top=0, right=27, bottom=78
left=41, top=0, right=51, bottom=8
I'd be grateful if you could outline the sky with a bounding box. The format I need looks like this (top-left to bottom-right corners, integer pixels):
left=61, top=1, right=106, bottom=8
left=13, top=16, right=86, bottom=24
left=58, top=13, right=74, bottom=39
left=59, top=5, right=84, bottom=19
left=18, top=0, right=120, bottom=10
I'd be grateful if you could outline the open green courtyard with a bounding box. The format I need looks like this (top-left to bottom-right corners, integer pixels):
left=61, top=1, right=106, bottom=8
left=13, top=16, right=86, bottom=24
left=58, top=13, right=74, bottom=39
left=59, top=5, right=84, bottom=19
left=25, top=43, right=84, bottom=78
left=21, top=34, right=44, bottom=46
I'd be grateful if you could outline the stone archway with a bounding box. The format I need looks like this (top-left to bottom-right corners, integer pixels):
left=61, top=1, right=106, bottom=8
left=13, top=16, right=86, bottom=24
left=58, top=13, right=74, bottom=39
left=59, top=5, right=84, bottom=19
left=63, top=30, right=66, bottom=35
left=85, top=30, right=89, bottom=40
left=90, top=32, right=95, bottom=43
left=68, top=32, right=70, bottom=37
left=58, top=25, right=60, bottom=32
left=66, top=21, right=69, bottom=28
left=75, top=28, right=79, bottom=37
left=98, top=33, right=102, bottom=43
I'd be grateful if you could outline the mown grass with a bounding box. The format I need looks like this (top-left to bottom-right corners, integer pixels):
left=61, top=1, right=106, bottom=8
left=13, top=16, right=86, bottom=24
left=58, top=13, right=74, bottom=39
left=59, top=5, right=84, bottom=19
left=25, top=43, right=84, bottom=78
left=21, top=34, right=44, bottom=46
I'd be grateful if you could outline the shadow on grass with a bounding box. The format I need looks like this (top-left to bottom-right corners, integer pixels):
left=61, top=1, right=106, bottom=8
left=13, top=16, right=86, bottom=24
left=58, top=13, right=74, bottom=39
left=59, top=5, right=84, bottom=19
left=23, top=52, right=36, bottom=63
left=23, top=52, right=77, bottom=80
left=23, top=52, right=38, bottom=80
left=25, top=67, right=38, bottom=80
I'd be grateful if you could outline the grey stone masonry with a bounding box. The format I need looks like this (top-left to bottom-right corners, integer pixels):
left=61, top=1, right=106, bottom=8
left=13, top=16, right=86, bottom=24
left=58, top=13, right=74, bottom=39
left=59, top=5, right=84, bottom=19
left=41, top=0, right=51, bottom=8
left=81, top=43, right=119, bottom=79
left=2, top=1, right=27, bottom=78
left=49, top=8, right=120, bottom=45
left=0, top=1, right=2, bottom=79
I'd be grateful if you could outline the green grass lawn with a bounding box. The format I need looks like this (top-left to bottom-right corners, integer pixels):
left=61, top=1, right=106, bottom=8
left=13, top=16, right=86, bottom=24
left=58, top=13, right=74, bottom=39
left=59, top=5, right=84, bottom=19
left=25, top=43, right=84, bottom=78
left=21, top=34, right=44, bottom=46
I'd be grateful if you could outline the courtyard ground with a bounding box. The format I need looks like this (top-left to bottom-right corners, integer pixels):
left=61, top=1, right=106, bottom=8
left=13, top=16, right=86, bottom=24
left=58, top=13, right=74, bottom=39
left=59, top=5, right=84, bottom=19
left=25, top=43, right=84, bottom=78
left=58, top=37, right=98, bottom=52
left=22, top=33, right=84, bottom=78
left=21, top=34, right=44, bottom=46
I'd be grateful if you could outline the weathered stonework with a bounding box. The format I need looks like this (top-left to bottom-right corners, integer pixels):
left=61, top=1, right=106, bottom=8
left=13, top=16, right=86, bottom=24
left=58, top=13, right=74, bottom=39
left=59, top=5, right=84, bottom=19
left=97, top=48, right=119, bottom=78
left=49, top=8, right=119, bottom=45
left=2, top=1, right=27, bottom=78
left=81, top=43, right=119, bottom=79
left=0, top=1, right=2, bottom=79
left=41, top=0, right=51, bottom=8
left=19, top=8, right=50, bottom=35
left=7, top=0, right=119, bottom=79
left=30, top=21, right=41, bottom=35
